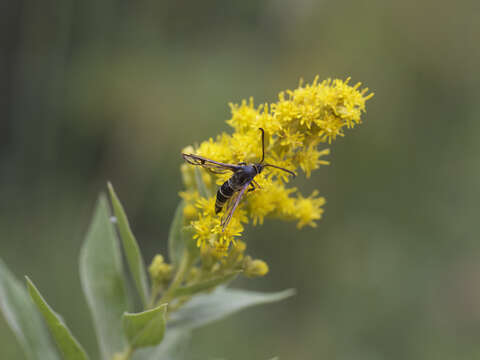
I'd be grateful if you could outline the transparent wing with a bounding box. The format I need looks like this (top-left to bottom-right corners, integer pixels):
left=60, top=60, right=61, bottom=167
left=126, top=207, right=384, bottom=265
left=182, top=153, right=240, bottom=174
left=221, top=180, right=251, bottom=231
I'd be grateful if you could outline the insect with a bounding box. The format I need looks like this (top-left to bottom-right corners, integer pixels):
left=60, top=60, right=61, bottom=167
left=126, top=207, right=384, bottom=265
left=182, top=128, right=296, bottom=230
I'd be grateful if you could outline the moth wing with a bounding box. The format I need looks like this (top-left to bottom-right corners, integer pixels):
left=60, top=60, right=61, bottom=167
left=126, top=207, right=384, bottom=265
left=221, top=180, right=251, bottom=231
left=182, top=153, right=239, bottom=174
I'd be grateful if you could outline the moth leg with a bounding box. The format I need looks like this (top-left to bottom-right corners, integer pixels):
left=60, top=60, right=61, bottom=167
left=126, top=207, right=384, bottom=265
left=248, top=182, right=256, bottom=192
left=252, top=179, right=261, bottom=189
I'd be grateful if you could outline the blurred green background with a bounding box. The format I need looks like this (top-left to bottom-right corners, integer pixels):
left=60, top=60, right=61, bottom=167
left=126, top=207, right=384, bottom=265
left=1, top=0, right=479, bottom=359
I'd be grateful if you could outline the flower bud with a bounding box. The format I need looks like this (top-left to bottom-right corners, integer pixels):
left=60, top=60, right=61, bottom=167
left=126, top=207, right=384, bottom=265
left=149, top=255, right=173, bottom=285
left=200, top=245, right=217, bottom=270
left=244, top=256, right=269, bottom=278
left=225, top=240, right=247, bottom=266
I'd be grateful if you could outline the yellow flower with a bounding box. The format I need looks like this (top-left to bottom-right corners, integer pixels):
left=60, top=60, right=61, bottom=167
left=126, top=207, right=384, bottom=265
left=296, top=146, right=330, bottom=178
left=246, top=178, right=297, bottom=225
left=292, top=190, right=326, bottom=229
left=190, top=196, right=247, bottom=251
left=181, top=76, right=372, bottom=255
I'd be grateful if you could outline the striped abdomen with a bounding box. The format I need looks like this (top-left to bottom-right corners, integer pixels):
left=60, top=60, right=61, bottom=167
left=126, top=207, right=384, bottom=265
left=215, top=180, right=235, bottom=214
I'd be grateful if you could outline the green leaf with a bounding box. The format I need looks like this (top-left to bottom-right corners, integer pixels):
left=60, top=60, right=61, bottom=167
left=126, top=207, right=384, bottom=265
left=108, top=182, right=149, bottom=307
left=25, top=276, right=89, bottom=360
left=167, top=201, right=186, bottom=267
left=0, top=259, right=60, bottom=360
left=79, top=194, right=130, bottom=360
left=169, top=287, right=295, bottom=330
left=132, top=329, right=190, bottom=360
left=122, top=304, right=168, bottom=349
left=173, top=271, right=241, bottom=298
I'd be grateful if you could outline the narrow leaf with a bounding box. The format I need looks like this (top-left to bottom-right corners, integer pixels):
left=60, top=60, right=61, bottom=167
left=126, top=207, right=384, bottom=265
left=26, top=276, right=89, bottom=360
left=0, top=259, right=60, bottom=360
left=123, top=304, right=168, bottom=349
left=108, top=182, right=149, bottom=306
left=167, top=201, right=186, bottom=267
left=79, top=194, right=129, bottom=360
left=169, top=287, right=295, bottom=330
left=173, top=271, right=241, bottom=298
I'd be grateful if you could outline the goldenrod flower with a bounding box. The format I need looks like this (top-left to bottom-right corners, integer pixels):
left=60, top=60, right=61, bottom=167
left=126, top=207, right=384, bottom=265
left=292, top=190, right=326, bottom=229
left=181, top=76, right=373, bottom=255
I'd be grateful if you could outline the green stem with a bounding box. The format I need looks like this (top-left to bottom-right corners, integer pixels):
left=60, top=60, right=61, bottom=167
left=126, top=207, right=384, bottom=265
left=157, top=250, right=191, bottom=306
left=147, top=283, right=161, bottom=309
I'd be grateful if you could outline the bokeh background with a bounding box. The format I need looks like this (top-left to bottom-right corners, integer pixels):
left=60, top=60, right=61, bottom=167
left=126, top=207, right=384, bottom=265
left=1, top=0, right=480, bottom=359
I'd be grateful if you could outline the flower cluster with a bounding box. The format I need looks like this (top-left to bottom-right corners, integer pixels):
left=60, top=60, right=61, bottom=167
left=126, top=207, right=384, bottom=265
left=181, top=77, right=373, bottom=256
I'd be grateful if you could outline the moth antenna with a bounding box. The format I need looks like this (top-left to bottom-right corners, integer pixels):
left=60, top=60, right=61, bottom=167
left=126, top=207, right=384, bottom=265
left=259, top=128, right=265, bottom=163
left=264, top=164, right=296, bottom=178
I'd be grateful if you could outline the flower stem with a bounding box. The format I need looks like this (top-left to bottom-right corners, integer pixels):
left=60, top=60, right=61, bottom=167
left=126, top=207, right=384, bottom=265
left=157, top=249, right=191, bottom=306
left=147, top=283, right=161, bottom=309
